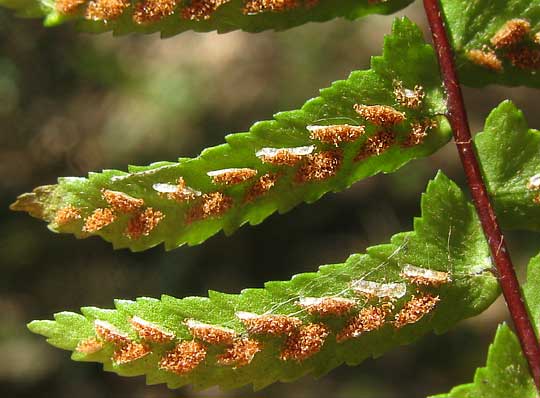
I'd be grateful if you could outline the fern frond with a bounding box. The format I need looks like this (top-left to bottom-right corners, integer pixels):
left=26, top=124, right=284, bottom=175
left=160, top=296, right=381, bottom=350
left=11, top=18, right=451, bottom=252
left=28, top=173, right=500, bottom=391
left=441, top=0, right=540, bottom=87
left=475, top=100, right=540, bottom=231
left=0, top=0, right=414, bottom=36
left=431, top=253, right=540, bottom=398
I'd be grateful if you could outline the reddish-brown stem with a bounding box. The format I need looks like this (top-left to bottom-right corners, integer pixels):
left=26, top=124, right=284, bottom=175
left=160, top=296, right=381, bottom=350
left=423, top=0, right=540, bottom=391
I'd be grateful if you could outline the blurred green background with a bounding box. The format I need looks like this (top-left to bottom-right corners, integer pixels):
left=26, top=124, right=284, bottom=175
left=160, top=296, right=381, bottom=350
left=1, top=2, right=540, bottom=397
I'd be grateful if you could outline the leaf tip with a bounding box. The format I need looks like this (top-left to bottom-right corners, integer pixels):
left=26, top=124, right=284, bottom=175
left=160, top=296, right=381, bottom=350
left=486, top=100, right=528, bottom=132
left=10, top=185, right=55, bottom=220
left=430, top=170, right=452, bottom=189
left=27, top=319, right=54, bottom=336
left=494, top=99, right=519, bottom=113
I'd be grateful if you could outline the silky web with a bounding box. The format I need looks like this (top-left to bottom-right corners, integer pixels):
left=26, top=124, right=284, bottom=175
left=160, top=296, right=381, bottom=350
left=214, top=223, right=494, bottom=330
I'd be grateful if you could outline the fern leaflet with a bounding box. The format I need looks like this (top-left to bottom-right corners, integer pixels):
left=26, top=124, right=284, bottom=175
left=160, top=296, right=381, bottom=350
left=475, top=101, right=540, bottom=231
left=432, top=253, right=540, bottom=398
left=0, top=0, right=413, bottom=37
left=28, top=173, right=500, bottom=391
left=11, top=18, right=451, bottom=252
left=440, top=0, right=540, bottom=87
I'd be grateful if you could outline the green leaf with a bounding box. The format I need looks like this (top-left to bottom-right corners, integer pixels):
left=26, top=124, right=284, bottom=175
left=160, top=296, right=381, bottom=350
left=430, top=324, right=536, bottom=398
left=0, top=0, right=413, bottom=36
left=440, top=0, right=540, bottom=87
left=526, top=259, right=540, bottom=331
left=430, top=253, right=540, bottom=398
left=475, top=100, right=540, bottom=232
left=11, top=18, right=451, bottom=252
left=28, top=172, right=500, bottom=391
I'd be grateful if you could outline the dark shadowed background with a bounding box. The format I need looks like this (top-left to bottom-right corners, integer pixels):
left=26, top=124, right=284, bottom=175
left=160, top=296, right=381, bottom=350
left=1, top=2, right=540, bottom=397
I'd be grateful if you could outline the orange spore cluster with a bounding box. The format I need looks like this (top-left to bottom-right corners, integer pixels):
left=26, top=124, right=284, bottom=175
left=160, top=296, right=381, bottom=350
left=530, top=175, right=540, bottom=204
left=217, top=338, right=262, bottom=367
left=237, top=312, right=302, bottom=336
left=186, top=320, right=236, bottom=345
left=402, top=118, right=437, bottom=147
left=527, top=175, right=540, bottom=191
left=466, top=49, right=503, bottom=72
left=308, top=124, right=365, bottom=146
left=181, top=0, right=231, bottom=20
left=280, top=323, right=329, bottom=361
left=94, top=320, right=130, bottom=345
left=404, top=274, right=447, bottom=287
left=158, top=177, right=200, bottom=203
left=400, top=265, right=450, bottom=287
left=243, top=0, right=300, bottom=14
left=54, top=205, right=81, bottom=226
left=130, top=316, right=175, bottom=343
left=393, top=293, right=440, bottom=329
left=125, top=207, right=164, bottom=239
left=491, top=19, right=531, bottom=49
left=355, top=131, right=395, bottom=161
left=56, top=0, right=86, bottom=14
left=159, top=340, right=207, bottom=375
left=112, top=341, right=151, bottom=364
left=133, top=0, right=177, bottom=24
left=393, top=81, right=425, bottom=109
left=102, top=189, right=144, bottom=213
left=85, top=0, right=130, bottom=21
left=353, top=104, right=406, bottom=126
left=209, top=168, right=258, bottom=186
left=295, top=150, right=342, bottom=182
left=336, top=305, right=389, bottom=342
left=257, top=148, right=310, bottom=166
left=83, top=208, right=116, bottom=233
left=505, top=47, right=540, bottom=70
left=245, top=173, right=278, bottom=202
left=186, top=192, right=233, bottom=223
left=76, top=338, right=104, bottom=354
left=299, top=297, right=356, bottom=317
